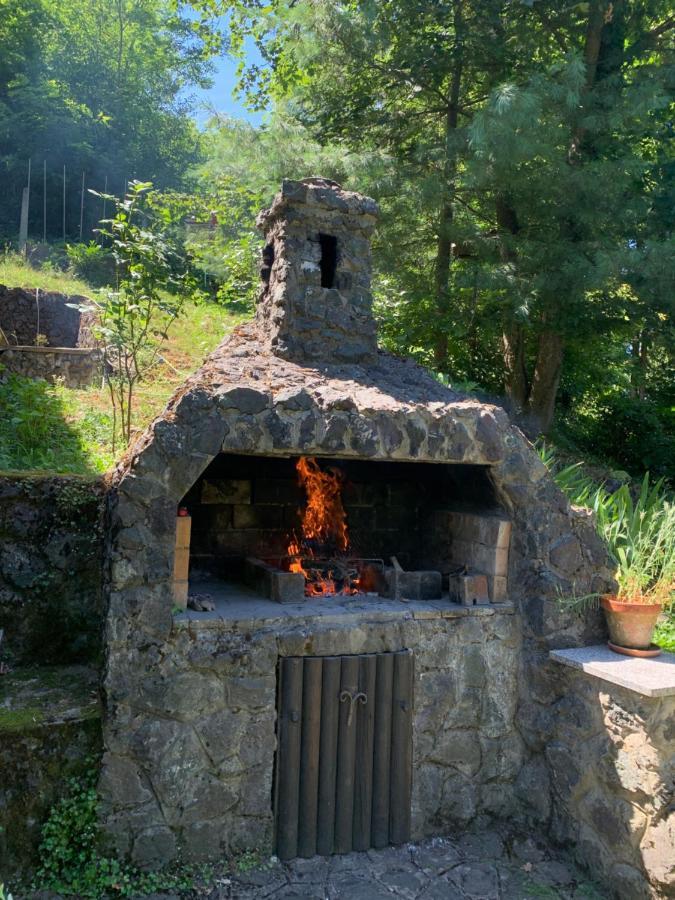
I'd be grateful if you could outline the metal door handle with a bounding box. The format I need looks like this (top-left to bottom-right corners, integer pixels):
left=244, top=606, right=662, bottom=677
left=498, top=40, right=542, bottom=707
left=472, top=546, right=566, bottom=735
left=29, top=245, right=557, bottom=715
left=339, top=689, right=367, bottom=726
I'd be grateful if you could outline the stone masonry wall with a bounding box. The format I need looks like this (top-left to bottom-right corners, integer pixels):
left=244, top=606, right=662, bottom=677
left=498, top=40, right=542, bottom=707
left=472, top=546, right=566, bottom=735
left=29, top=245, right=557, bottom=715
left=0, top=345, right=102, bottom=387
left=0, top=665, right=102, bottom=876
left=0, top=285, right=96, bottom=348
left=99, top=604, right=521, bottom=866
left=101, top=324, right=615, bottom=868
left=0, top=474, right=106, bottom=665
left=541, top=666, right=674, bottom=899
left=256, top=179, right=379, bottom=364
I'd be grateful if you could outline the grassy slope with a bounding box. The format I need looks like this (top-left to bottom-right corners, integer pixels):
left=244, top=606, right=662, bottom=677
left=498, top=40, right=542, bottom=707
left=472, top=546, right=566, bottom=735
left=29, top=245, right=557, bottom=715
left=0, top=252, right=93, bottom=295
left=0, top=259, right=247, bottom=474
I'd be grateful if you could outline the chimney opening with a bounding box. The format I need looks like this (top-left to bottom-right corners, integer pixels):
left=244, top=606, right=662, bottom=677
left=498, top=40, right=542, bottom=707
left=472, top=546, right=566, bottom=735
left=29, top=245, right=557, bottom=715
left=319, top=233, right=338, bottom=288
left=261, top=243, right=274, bottom=284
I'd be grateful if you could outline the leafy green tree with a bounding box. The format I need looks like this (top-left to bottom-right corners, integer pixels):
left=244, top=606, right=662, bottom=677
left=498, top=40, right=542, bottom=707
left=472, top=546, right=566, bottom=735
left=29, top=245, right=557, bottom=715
left=0, top=0, right=220, bottom=242
left=153, top=111, right=359, bottom=308
left=214, top=0, right=674, bottom=441
left=91, top=182, right=188, bottom=448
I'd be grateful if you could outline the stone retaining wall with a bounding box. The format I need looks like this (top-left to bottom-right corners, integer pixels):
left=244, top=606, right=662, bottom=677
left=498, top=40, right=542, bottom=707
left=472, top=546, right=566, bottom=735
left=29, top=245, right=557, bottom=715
left=0, top=345, right=102, bottom=387
left=0, top=665, right=102, bottom=875
left=0, top=474, right=106, bottom=665
left=0, top=284, right=95, bottom=348
left=543, top=666, right=674, bottom=899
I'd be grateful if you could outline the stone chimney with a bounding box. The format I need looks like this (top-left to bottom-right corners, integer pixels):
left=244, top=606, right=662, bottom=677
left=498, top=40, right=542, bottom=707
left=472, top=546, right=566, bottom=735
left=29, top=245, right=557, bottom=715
left=255, top=178, right=379, bottom=364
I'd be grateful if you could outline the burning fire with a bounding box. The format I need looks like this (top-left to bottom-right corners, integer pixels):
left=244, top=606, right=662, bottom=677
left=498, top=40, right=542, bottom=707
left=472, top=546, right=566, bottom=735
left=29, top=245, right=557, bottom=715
left=287, top=457, right=358, bottom=596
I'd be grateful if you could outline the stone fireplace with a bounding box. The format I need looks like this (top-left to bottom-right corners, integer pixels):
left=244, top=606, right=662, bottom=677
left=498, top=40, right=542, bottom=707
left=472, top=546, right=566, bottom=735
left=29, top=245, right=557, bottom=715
left=181, top=453, right=510, bottom=608
left=101, top=179, right=613, bottom=868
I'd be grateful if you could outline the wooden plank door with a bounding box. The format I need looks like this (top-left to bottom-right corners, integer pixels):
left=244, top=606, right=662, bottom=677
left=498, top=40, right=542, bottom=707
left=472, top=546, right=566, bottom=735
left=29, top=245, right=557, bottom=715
left=275, top=650, right=413, bottom=859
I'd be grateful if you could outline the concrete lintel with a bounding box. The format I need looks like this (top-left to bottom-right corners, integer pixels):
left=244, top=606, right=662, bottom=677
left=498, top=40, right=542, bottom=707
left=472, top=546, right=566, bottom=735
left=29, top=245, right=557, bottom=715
left=550, top=645, right=675, bottom=698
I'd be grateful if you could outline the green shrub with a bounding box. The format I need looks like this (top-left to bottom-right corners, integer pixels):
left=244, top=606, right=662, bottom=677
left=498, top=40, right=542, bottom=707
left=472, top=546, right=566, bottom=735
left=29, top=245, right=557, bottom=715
left=540, top=447, right=675, bottom=628
left=35, top=770, right=210, bottom=898
left=213, top=231, right=260, bottom=311
left=593, top=476, right=675, bottom=605
left=66, top=242, right=116, bottom=288
left=565, top=395, right=675, bottom=483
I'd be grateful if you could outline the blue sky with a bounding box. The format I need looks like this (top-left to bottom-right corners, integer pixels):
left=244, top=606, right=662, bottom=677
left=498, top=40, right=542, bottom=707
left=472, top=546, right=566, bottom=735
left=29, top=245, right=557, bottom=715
left=191, top=44, right=266, bottom=127
left=183, top=9, right=267, bottom=128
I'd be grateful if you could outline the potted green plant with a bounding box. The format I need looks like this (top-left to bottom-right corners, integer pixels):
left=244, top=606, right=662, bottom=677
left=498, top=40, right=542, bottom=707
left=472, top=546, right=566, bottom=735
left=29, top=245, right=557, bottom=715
left=596, top=481, right=675, bottom=657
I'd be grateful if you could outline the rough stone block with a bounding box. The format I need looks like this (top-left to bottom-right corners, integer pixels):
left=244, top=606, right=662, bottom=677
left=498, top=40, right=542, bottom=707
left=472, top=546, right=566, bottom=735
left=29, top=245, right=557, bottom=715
left=384, top=566, right=442, bottom=601
left=131, top=825, right=176, bottom=868
left=448, top=572, right=490, bottom=607
left=201, top=479, right=251, bottom=505
left=233, top=504, right=282, bottom=530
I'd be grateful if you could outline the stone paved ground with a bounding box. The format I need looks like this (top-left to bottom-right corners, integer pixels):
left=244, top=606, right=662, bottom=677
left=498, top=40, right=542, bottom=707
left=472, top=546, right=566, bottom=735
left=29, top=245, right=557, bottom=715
left=172, top=827, right=607, bottom=899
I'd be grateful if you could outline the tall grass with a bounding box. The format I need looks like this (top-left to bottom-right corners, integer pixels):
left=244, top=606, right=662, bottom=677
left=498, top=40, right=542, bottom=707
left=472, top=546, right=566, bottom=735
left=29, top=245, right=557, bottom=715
left=0, top=292, right=244, bottom=475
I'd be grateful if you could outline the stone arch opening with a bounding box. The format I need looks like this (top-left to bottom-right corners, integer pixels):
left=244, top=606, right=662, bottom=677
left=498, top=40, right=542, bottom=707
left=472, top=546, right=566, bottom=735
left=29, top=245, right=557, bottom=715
left=178, top=451, right=507, bottom=605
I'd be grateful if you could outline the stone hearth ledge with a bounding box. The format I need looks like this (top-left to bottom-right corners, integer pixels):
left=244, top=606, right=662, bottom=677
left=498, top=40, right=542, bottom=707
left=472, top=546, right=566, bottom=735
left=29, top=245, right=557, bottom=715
left=550, top=644, right=675, bottom=697
left=175, top=580, right=515, bottom=630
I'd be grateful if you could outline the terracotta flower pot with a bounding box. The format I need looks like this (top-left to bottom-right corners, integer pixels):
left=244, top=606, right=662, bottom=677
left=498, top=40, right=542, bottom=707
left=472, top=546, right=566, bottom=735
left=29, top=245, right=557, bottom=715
left=601, top=594, right=661, bottom=653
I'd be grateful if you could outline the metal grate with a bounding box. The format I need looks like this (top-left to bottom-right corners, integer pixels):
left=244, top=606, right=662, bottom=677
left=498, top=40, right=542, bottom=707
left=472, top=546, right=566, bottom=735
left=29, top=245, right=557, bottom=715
left=275, top=651, right=413, bottom=859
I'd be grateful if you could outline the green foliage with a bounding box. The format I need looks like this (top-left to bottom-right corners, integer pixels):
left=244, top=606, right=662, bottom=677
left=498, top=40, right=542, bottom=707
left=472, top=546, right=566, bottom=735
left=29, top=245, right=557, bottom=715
left=0, top=0, right=221, bottom=242
left=35, top=770, right=210, bottom=898
left=541, top=447, right=675, bottom=607
left=214, top=230, right=260, bottom=310
left=150, top=176, right=264, bottom=309
left=90, top=181, right=188, bottom=448
left=564, top=394, right=675, bottom=482
left=217, top=0, right=675, bottom=442
left=0, top=883, right=14, bottom=900
left=0, top=372, right=112, bottom=473
left=593, top=477, right=675, bottom=605
left=0, top=284, right=239, bottom=474
left=66, top=242, right=115, bottom=288
left=0, top=249, right=92, bottom=296
left=536, top=446, right=611, bottom=508
left=653, top=616, right=675, bottom=653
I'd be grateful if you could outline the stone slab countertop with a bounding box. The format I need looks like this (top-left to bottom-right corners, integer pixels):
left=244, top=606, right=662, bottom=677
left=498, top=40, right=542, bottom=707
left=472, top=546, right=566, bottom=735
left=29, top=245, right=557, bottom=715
left=550, top=645, right=675, bottom=697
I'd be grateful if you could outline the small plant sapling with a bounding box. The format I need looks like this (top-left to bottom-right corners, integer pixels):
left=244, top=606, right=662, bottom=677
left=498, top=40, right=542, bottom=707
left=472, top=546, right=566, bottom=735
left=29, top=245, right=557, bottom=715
left=87, top=181, right=189, bottom=450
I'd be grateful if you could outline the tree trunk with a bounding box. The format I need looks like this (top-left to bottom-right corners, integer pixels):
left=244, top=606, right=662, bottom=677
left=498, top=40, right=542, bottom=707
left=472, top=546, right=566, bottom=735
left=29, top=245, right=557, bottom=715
left=569, top=0, right=611, bottom=160
left=432, top=0, right=464, bottom=371
left=502, top=325, right=529, bottom=411
left=630, top=332, right=649, bottom=401
left=433, top=206, right=453, bottom=369
left=494, top=195, right=529, bottom=409
left=524, top=329, right=564, bottom=436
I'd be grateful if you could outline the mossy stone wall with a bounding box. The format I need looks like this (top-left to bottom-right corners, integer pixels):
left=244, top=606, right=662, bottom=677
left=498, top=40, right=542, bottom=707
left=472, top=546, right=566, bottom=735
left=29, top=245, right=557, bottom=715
left=0, top=474, right=106, bottom=665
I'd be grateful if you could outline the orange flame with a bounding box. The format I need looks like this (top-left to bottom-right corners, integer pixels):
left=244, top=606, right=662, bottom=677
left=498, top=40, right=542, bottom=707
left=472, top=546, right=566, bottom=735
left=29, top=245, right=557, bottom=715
left=287, top=457, right=353, bottom=596
left=295, top=456, right=349, bottom=551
